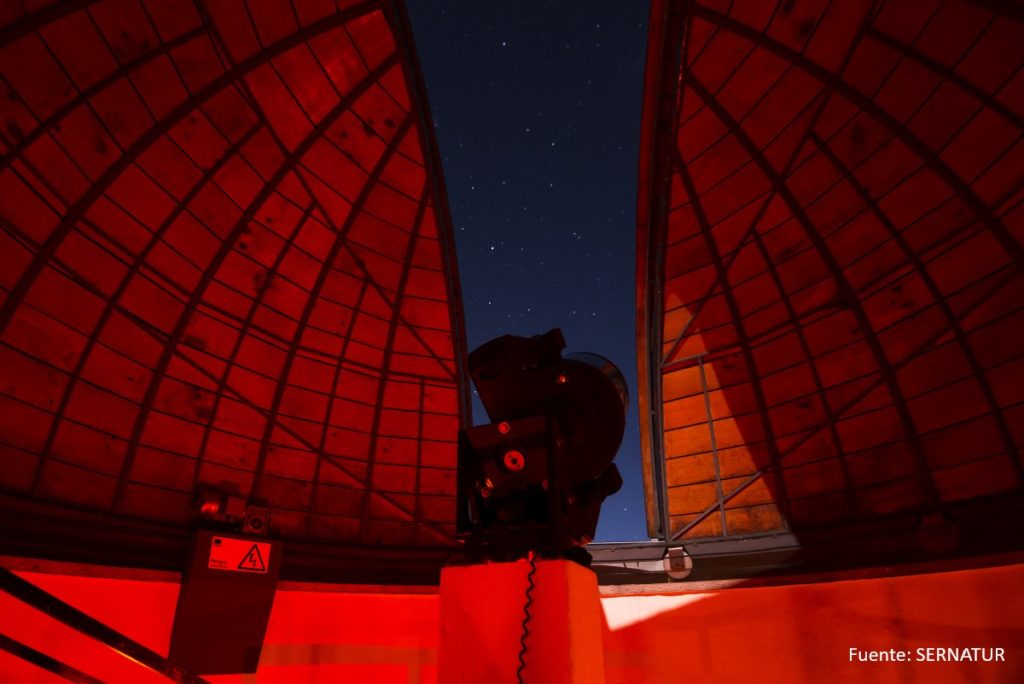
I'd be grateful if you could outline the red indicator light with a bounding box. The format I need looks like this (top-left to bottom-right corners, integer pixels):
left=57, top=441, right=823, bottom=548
left=556, top=373, right=568, bottom=384
left=498, top=421, right=511, bottom=434
left=503, top=450, right=525, bottom=472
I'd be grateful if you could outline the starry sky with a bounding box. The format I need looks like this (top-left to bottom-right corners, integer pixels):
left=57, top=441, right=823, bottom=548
left=405, top=1, right=651, bottom=541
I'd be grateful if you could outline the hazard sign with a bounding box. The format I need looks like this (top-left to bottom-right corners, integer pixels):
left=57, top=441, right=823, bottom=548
left=208, top=536, right=270, bottom=574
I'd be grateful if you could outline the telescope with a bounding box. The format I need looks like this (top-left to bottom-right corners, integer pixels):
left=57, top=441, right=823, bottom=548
left=456, top=329, right=627, bottom=564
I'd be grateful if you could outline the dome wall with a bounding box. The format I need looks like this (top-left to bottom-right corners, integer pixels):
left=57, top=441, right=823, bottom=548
left=637, top=0, right=1024, bottom=557
left=0, top=0, right=468, bottom=579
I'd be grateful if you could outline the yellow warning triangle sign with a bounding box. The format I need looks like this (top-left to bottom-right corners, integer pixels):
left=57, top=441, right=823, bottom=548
left=237, top=543, right=267, bottom=572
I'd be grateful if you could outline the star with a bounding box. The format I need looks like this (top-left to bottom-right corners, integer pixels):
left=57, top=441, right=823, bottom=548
left=407, top=0, right=650, bottom=542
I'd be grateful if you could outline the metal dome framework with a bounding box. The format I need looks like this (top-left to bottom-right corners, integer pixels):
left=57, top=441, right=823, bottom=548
left=0, top=0, right=468, bottom=579
left=637, top=0, right=1024, bottom=557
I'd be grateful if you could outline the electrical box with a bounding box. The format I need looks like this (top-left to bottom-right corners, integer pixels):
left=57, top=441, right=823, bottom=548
left=169, top=529, right=281, bottom=673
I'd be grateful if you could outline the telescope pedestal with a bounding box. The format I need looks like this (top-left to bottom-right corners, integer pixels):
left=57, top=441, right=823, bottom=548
left=438, top=559, right=606, bottom=683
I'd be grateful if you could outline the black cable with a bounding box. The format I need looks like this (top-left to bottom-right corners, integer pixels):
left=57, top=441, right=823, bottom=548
left=516, top=552, right=538, bottom=684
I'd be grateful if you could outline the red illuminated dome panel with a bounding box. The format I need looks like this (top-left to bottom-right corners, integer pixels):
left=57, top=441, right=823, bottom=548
left=637, top=0, right=1024, bottom=554
left=0, top=0, right=468, bottom=576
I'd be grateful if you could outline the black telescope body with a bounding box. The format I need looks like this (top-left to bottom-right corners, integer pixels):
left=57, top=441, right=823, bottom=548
left=457, top=329, right=626, bottom=563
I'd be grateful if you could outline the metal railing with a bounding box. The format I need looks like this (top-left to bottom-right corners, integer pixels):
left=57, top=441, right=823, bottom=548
left=0, top=567, right=209, bottom=683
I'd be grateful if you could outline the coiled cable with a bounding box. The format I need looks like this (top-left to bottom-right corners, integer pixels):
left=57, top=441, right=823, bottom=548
left=516, top=552, right=538, bottom=684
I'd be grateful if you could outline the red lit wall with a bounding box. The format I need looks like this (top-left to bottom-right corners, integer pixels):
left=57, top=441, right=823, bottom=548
left=0, top=0, right=467, bottom=563
left=637, top=0, right=1024, bottom=543
left=0, top=566, right=440, bottom=683
left=2, top=560, right=1022, bottom=682
left=603, top=561, right=1024, bottom=683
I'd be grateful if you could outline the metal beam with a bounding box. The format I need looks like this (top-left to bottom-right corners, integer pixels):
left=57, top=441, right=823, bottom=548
left=0, top=567, right=210, bottom=683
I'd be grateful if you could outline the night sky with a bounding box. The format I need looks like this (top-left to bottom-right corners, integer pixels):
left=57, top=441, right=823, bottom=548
left=406, top=1, right=651, bottom=541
